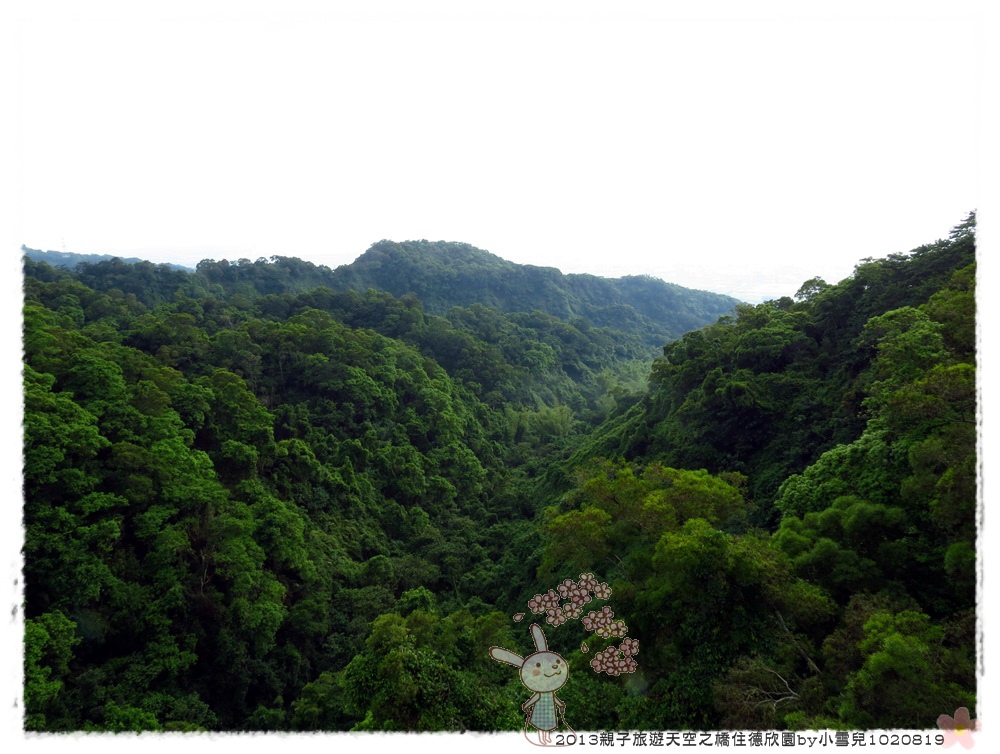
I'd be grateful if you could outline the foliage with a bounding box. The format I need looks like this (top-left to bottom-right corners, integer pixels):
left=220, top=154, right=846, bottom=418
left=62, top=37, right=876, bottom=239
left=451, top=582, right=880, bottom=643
left=21, top=213, right=976, bottom=731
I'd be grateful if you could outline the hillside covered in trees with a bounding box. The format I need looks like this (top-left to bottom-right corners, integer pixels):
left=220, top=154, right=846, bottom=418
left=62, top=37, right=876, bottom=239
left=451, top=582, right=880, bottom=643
left=22, top=216, right=976, bottom=732
left=24, top=248, right=193, bottom=272
left=324, top=240, right=742, bottom=348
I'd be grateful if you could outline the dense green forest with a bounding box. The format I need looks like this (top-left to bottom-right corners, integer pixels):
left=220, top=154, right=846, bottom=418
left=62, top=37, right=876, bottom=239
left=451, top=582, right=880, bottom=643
left=325, top=240, right=742, bottom=348
left=22, top=218, right=976, bottom=732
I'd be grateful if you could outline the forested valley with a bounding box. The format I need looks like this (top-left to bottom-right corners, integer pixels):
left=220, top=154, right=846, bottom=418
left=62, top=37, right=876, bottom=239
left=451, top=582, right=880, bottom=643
left=22, top=217, right=977, bottom=732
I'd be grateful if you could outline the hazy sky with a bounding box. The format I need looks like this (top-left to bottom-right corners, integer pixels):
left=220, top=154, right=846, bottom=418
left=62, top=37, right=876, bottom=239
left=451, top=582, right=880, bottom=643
left=12, top=0, right=984, bottom=302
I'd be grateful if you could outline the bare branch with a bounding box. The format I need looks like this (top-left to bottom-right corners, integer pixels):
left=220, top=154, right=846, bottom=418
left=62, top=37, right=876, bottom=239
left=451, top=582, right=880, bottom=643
left=775, top=611, right=822, bottom=675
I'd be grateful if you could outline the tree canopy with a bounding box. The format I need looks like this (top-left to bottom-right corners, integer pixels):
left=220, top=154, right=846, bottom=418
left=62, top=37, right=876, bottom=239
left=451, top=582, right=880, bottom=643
left=22, top=214, right=976, bottom=731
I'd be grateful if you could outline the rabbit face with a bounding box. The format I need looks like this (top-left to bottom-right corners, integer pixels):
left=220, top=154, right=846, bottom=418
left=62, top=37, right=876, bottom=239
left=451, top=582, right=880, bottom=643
left=520, top=650, right=568, bottom=692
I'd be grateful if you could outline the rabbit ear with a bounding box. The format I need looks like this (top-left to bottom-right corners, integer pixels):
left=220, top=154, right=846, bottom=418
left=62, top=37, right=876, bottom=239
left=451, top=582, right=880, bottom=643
left=530, top=623, right=547, bottom=652
left=489, top=646, right=524, bottom=667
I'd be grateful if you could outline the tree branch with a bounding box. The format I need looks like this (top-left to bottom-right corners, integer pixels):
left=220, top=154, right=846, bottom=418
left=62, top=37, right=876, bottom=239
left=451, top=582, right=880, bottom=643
left=775, top=611, right=822, bottom=675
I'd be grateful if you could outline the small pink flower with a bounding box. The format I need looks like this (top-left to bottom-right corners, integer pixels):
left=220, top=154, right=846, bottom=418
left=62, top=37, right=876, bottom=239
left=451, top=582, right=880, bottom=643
left=594, top=610, right=613, bottom=629
left=557, top=578, right=578, bottom=598
left=593, top=582, right=612, bottom=600
left=536, top=590, right=554, bottom=609
left=621, top=638, right=639, bottom=656
left=578, top=573, right=598, bottom=591
left=546, top=609, right=565, bottom=626
left=938, top=707, right=980, bottom=748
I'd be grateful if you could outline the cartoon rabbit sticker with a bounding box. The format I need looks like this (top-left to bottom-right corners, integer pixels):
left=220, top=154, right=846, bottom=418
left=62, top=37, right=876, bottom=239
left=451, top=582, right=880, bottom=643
left=490, top=623, right=572, bottom=745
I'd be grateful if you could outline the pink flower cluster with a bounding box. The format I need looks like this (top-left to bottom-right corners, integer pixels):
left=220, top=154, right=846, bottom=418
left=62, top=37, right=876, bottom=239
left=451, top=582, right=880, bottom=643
left=524, top=574, right=639, bottom=675
left=582, top=606, right=617, bottom=634
left=557, top=578, right=593, bottom=605
left=530, top=574, right=611, bottom=626
left=528, top=589, right=561, bottom=615
left=589, top=643, right=639, bottom=676
left=608, top=620, right=628, bottom=639
left=545, top=607, right=568, bottom=627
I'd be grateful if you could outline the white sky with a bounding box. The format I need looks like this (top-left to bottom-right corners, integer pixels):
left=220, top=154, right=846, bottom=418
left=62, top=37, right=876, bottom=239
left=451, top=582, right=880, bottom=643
left=9, top=0, right=987, bottom=302
left=3, top=0, right=999, bottom=748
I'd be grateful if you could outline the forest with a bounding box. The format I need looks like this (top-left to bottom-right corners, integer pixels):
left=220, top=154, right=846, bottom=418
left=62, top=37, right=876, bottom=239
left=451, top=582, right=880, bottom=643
left=22, top=216, right=976, bottom=732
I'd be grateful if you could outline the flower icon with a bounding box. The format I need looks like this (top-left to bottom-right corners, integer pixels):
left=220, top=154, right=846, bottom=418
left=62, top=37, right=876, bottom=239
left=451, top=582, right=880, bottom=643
left=517, top=574, right=639, bottom=677
left=620, top=637, right=639, bottom=656
left=593, top=582, right=612, bottom=600
left=557, top=578, right=578, bottom=599
left=938, top=707, right=980, bottom=748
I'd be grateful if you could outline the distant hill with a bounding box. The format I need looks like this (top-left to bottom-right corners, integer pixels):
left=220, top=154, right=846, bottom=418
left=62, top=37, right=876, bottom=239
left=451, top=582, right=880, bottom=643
left=25, top=241, right=741, bottom=350
left=327, top=240, right=741, bottom=348
left=22, top=247, right=194, bottom=272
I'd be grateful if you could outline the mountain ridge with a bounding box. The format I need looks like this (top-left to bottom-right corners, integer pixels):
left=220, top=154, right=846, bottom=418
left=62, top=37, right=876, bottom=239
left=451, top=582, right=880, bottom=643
left=326, top=239, right=741, bottom=348
left=22, top=242, right=742, bottom=347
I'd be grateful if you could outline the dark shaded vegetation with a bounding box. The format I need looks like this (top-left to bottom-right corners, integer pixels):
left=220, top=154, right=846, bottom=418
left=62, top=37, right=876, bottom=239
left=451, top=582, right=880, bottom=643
left=23, top=216, right=976, bottom=731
